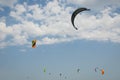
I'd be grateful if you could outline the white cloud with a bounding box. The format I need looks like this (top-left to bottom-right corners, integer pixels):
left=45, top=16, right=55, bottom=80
left=27, top=4, right=44, bottom=20
left=45, top=0, right=61, bottom=15
left=10, top=4, right=26, bottom=21
left=66, top=0, right=120, bottom=11
left=37, top=37, right=75, bottom=45
left=15, top=4, right=26, bottom=15
left=0, top=22, right=13, bottom=40
left=0, top=0, right=120, bottom=48
left=0, top=0, right=17, bottom=7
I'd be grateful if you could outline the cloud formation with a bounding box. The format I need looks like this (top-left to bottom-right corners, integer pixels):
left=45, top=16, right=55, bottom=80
left=0, top=0, right=17, bottom=7
left=0, top=0, right=120, bottom=48
left=66, top=0, right=120, bottom=11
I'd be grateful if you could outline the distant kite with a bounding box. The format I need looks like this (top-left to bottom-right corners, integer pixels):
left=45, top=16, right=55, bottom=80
left=101, top=69, right=104, bottom=75
left=49, top=73, right=51, bottom=75
left=71, top=8, right=90, bottom=30
left=43, top=68, right=46, bottom=73
left=59, top=73, right=62, bottom=77
left=32, top=40, right=37, bottom=48
left=95, top=67, right=104, bottom=75
left=77, top=68, right=80, bottom=73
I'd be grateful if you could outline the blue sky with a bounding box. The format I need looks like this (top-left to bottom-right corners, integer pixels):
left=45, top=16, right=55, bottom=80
left=0, top=0, right=120, bottom=80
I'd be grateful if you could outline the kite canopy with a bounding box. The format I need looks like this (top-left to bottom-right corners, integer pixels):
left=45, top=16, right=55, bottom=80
left=95, top=67, right=99, bottom=72
left=71, top=8, right=90, bottom=30
left=59, top=73, right=62, bottom=77
left=43, top=68, right=46, bottom=73
left=77, top=68, right=80, bottom=72
left=32, top=40, right=37, bottom=48
left=101, top=69, right=104, bottom=75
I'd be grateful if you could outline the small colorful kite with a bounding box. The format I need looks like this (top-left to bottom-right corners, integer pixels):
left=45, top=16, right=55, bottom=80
left=32, top=40, right=37, bottom=48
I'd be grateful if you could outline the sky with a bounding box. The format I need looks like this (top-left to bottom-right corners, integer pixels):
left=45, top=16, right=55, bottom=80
left=0, top=0, right=120, bottom=80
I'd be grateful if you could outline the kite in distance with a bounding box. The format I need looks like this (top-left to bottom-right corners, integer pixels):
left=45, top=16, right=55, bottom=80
left=95, top=67, right=104, bottom=75
left=59, top=73, right=62, bottom=77
left=49, top=73, right=51, bottom=75
left=32, top=40, right=37, bottom=48
left=43, top=68, right=46, bottom=73
left=77, top=68, right=80, bottom=73
left=101, top=69, right=104, bottom=75
left=71, top=8, right=90, bottom=30
left=95, top=67, right=99, bottom=72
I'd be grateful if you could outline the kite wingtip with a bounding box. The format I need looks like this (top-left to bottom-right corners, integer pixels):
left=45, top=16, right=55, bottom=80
left=75, top=28, right=78, bottom=30
left=87, top=9, right=90, bottom=11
